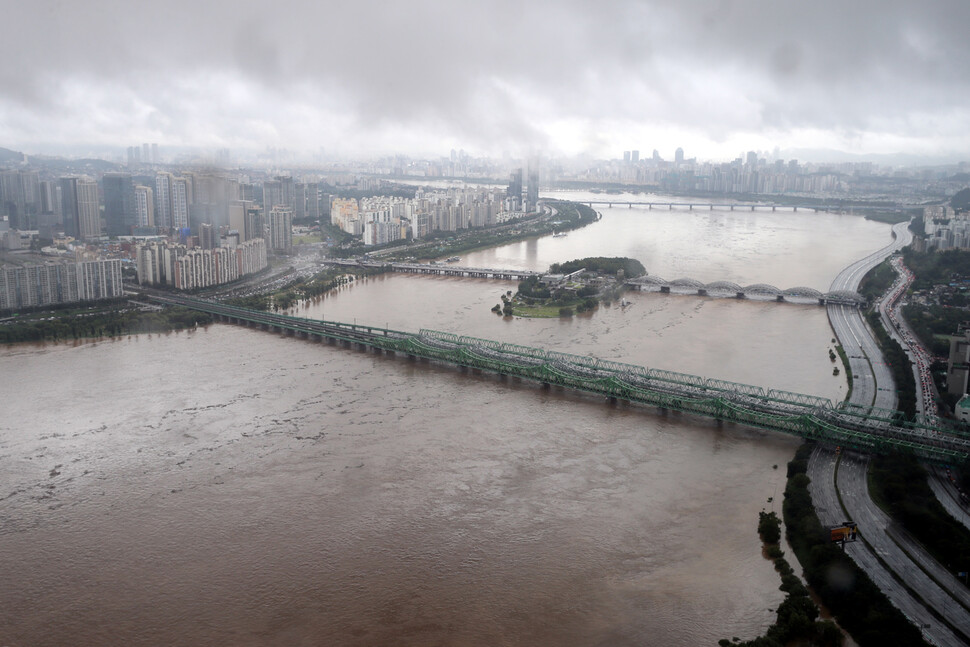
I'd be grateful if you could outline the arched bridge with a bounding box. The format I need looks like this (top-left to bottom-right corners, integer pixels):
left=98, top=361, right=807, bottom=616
left=626, top=275, right=865, bottom=306
left=147, top=293, right=966, bottom=463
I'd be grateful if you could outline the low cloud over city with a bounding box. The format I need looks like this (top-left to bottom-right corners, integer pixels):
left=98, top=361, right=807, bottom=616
left=3, top=0, right=969, bottom=160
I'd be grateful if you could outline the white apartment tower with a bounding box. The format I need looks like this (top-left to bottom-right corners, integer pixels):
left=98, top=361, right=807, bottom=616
left=134, top=185, right=154, bottom=228
left=76, top=179, right=100, bottom=240
left=154, top=173, right=173, bottom=228
left=268, top=205, right=293, bottom=253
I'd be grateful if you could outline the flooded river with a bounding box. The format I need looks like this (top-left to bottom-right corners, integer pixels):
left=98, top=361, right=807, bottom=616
left=0, top=196, right=891, bottom=645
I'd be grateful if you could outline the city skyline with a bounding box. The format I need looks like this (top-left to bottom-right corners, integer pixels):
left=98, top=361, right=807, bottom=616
left=2, top=1, right=969, bottom=163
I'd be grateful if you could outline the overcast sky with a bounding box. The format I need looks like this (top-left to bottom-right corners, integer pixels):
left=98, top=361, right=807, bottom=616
left=2, top=0, right=969, bottom=162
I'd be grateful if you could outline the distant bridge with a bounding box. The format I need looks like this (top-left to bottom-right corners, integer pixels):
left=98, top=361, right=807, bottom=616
left=148, top=293, right=969, bottom=464
left=580, top=201, right=886, bottom=212
left=626, top=276, right=866, bottom=306
left=326, top=259, right=863, bottom=306
left=324, top=259, right=542, bottom=281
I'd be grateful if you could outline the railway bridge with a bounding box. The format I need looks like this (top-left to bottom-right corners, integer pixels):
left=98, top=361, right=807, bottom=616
left=148, top=293, right=969, bottom=464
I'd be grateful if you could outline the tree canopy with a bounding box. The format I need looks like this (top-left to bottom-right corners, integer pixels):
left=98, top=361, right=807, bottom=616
left=951, top=187, right=970, bottom=213
left=549, top=257, right=646, bottom=278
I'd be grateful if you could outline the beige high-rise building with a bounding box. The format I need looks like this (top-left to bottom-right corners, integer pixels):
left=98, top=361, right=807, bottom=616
left=134, top=185, right=154, bottom=228
left=268, top=205, right=293, bottom=253
left=76, top=179, right=100, bottom=240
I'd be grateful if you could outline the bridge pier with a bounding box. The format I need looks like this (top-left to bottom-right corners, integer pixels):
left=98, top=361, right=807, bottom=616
left=736, top=292, right=745, bottom=299
left=776, top=295, right=785, bottom=302
left=668, top=203, right=673, bottom=210
left=648, top=203, right=652, bottom=210
left=660, top=286, right=670, bottom=293
left=730, top=205, right=735, bottom=211
left=689, top=204, right=693, bottom=210
left=772, top=206, right=776, bottom=212
left=793, top=207, right=798, bottom=212
left=750, top=206, right=755, bottom=211
left=698, top=289, right=708, bottom=296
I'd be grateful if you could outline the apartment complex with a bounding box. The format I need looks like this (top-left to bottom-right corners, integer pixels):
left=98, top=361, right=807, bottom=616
left=135, top=238, right=267, bottom=290
left=0, top=258, right=123, bottom=310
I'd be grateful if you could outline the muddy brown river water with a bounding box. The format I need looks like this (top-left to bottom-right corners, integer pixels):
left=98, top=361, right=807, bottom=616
left=0, top=197, right=892, bottom=645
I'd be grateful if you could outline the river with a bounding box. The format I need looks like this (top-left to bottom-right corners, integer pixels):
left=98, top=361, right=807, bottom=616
left=0, top=193, right=891, bottom=646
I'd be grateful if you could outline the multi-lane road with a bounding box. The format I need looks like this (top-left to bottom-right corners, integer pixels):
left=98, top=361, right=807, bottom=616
left=809, top=220, right=970, bottom=645
left=808, top=451, right=968, bottom=646
left=827, top=220, right=912, bottom=412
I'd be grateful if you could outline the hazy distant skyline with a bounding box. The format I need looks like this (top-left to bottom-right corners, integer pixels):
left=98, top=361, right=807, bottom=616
left=3, top=0, right=969, bottom=163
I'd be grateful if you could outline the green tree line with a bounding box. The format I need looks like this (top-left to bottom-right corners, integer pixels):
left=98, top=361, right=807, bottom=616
left=902, top=249, right=970, bottom=292
left=0, top=306, right=212, bottom=344
left=857, top=260, right=896, bottom=302
left=871, top=451, right=970, bottom=579
left=866, top=310, right=918, bottom=419
left=548, top=256, right=646, bottom=278
left=782, top=444, right=928, bottom=646
left=722, top=509, right=843, bottom=647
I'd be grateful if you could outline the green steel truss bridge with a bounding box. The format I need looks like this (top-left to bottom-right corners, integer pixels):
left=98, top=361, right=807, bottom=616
left=150, top=293, right=970, bottom=464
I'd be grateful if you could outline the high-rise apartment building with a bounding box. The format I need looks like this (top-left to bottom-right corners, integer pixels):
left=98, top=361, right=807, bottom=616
left=331, top=198, right=361, bottom=235
left=103, top=172, right=137, bottom=236
left=77, top=179, right=100, bottom=240
left=279, top=176, right=295, bottom=210
left=154, top=172, right=190, bottom=230
left=60, top=177, right=100, bottom=240
left=295, top=182, right=320, bottom=220
left=268, top=205, right=293, bottom=253
left=507, top=168, right=523, bottom=204
left=0, top=169, right=40, bottom=230
left=0, top=259, right=123, bottom=309
left=227, top=200, right=263, bottom=242
left=171, top=177, right=190, bottom=229
left=527, top=169, right=539, bottom=209
left=38, top=180, right=57, bottom=217
left=263, top=179, right=282, bottom=212
left=134, top=185, right=154, bottom=228
left=154, top=173, right=173, bottom=228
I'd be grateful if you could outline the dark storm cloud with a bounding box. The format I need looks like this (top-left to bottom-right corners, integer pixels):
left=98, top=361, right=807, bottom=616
left=2, top=0, right=969, bottom=156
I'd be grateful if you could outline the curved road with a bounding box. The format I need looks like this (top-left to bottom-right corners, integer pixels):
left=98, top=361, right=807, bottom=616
left=827, top=221, right=912, bottom=411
